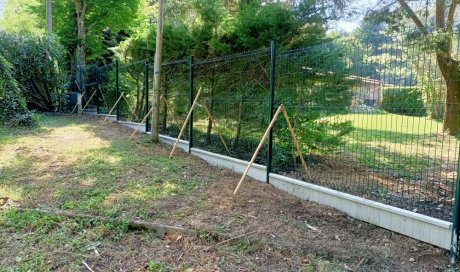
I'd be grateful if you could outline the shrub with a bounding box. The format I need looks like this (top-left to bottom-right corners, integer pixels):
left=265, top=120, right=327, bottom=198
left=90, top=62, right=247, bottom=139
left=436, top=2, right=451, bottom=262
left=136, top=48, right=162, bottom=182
left=381, top=86, right=427, bottom=116
left=0, top=55, right=35, bottom=127
left=0, top=31, right=67, bottom=112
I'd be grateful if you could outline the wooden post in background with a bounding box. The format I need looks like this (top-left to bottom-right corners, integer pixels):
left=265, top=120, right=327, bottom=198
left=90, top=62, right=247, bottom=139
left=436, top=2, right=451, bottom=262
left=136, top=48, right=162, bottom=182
left=46, top=0, right=53, bottom=34
left=151, top=0, right=165, bottom=142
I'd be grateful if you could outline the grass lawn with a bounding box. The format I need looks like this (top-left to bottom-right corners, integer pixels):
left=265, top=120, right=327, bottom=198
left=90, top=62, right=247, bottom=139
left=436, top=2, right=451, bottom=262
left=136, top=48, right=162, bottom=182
left=326, top=113, right=458, bottom=207
left=0, top=114, right=450, bottom=271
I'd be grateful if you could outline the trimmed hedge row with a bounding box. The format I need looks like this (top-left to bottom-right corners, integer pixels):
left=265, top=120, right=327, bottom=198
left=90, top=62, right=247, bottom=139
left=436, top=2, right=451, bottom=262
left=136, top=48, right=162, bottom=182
left=381, top=86, right=426, bottom=116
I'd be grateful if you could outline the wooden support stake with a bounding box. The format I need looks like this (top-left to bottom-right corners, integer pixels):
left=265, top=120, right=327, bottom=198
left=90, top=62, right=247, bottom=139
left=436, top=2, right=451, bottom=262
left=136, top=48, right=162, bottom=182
left=202, top=103, right=230, bottom=154
left=233, top=105, right=285, bottom=195
left=161, top=95, right=180, bottom=128
left=79, top=90, right=97, bottom=116
left=71, top=96, right=84, bottom=114
left=122, top=95, right=141, bottom=121
left=129, top=107, right=154, bottom=139
left=72, top=80, right=86, bottom=114
left=169, top=87, right=203, bottom=158
left=99, top=88, right=109, bottom=110
left=282, top=108, right=308, bottom=176
left=104, top=92, right=124, bottom=122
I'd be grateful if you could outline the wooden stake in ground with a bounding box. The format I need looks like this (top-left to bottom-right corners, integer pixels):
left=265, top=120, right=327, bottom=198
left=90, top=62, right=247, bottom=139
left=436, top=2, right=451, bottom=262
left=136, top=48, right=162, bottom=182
left=129, top=107, right=154, bottom=139
left=169, top=87, right=203, bottom=158
left=201, top=103, right=230, bottom=154
left=233, top=105, right=285, bottom=195
left=233, top=104, right=308, bottom=195
left=281, top=108, right=308, bottom=176
left=98, top=88, right=109, bottom=111
left=79, top=90, right=98, bottom=116
left=160, top=95, right=181, bottom=127
left=71, top=80, right=86, bottom=114
left=103, top=92, right=125, bottom=122
left=122, top=95, right=141, bottom=121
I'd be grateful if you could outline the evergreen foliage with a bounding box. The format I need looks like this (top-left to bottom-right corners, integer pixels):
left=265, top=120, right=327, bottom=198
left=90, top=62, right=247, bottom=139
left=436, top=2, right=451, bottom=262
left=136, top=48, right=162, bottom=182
left=0, top=32, right=66, bottom=111
left=0, top=55, right=35, bottom=127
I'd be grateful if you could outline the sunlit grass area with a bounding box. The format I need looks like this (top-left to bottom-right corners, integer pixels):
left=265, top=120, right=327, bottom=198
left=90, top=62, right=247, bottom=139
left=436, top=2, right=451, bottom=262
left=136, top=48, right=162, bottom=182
left=335, top=113, right=443, bottom=134
left=0, top=115, right=203, bottom=219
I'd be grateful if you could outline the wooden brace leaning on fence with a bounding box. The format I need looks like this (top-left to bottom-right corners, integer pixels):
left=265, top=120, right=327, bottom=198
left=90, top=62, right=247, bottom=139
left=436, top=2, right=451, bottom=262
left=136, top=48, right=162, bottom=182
left=168, top=88, right=232, bottom=157
left=233, top=104, right=308, bottom=195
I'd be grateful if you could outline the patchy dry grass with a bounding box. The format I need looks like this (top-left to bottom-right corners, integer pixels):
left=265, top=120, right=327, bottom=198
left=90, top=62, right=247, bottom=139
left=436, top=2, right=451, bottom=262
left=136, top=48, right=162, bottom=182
left=0, top=115, right=202, bottom=220
left=0, top=114, right=451, bottom=271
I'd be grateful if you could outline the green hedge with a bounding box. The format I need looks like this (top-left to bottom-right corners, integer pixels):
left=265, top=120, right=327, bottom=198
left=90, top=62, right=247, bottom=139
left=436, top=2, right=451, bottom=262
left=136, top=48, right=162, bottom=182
left=0, top=55, right=35, bottom=127
left=381, top=86, right=426, bottom=116
left=0, top=32, right=66, bottom=112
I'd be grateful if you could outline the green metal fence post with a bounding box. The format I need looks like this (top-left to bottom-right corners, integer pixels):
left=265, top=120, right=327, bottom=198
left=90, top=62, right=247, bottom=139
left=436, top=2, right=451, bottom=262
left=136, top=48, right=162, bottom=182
left=449, top=144, right=460, bottom=264
left=115, top=60, right=120, bottom=122
left=188, top=55, right=194, bottom=153
left=267, top=41, right=276, bottom=183
left=145, top=61, right=151, bottom=132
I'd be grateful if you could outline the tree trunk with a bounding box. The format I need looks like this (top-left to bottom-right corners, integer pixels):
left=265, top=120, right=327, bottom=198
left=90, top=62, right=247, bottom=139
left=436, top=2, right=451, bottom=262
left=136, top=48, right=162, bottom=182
left=434, top=0, right=460, bottom=135
left=438, top=55, right=460, bottom=135
left=46, top=0, right=52, bottom=34
left=75, top=0, right=87, bottom=87
left=152, top=0, right=165, bottom=142
left=397, top=0, right=460, bottom=135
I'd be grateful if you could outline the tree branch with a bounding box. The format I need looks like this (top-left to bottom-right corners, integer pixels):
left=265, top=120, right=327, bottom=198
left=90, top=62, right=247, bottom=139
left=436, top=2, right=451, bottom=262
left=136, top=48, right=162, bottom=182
left=396, top=0, right=428, bottom=35
left=444, top=0, right=459, bottom=56
left=446, top=0, right=458, bottom=35
left=435, top=0, right=446, bottom=30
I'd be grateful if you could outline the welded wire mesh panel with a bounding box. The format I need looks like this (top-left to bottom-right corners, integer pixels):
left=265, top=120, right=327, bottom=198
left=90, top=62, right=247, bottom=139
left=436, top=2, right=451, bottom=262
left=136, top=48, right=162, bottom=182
left=158, top=59, right=190, bottom=140
left=97, top=63, right=117, bottom=114
left=192, top=49, right=271, bottom=163
left=118, top=61, right=148, bottom=123
left=81, top=64, right=99, bottom=110
left=80, top=29, right=460, bottom=221
left=273, top=36, right=459, bottom=220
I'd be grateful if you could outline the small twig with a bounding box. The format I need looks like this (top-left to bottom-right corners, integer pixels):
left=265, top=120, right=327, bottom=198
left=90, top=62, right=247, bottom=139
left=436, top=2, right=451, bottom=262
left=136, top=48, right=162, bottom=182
left=305, top=223, right=319, bottom=232
left=82, top=260, right=95, bottom=272
left=354, top=256, right=366, bottom=270
left=203, top=231, right=257, bottom=251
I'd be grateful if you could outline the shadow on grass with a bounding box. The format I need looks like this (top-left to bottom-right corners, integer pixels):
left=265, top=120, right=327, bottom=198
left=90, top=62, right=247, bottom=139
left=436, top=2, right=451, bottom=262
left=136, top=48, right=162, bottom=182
left=0, top=114, right=204, bottom=221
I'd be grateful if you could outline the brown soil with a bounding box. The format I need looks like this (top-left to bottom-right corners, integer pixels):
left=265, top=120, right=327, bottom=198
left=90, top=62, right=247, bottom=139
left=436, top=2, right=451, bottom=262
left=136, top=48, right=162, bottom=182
left=0, top=115, right=453, bottom=271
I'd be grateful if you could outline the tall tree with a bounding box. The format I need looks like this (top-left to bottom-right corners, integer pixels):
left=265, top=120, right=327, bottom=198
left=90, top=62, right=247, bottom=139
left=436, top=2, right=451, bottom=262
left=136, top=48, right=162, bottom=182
left=34, top=0, right=144, bottom=67
left=0, top=0, right=42, bottom=34
left=152, top=0, right=165, bottom=142
left=75, top=0, right=86, bottom=67
left=377, top=0, right=460, bottom=134
left=46, top=0, right=52, bottom=34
